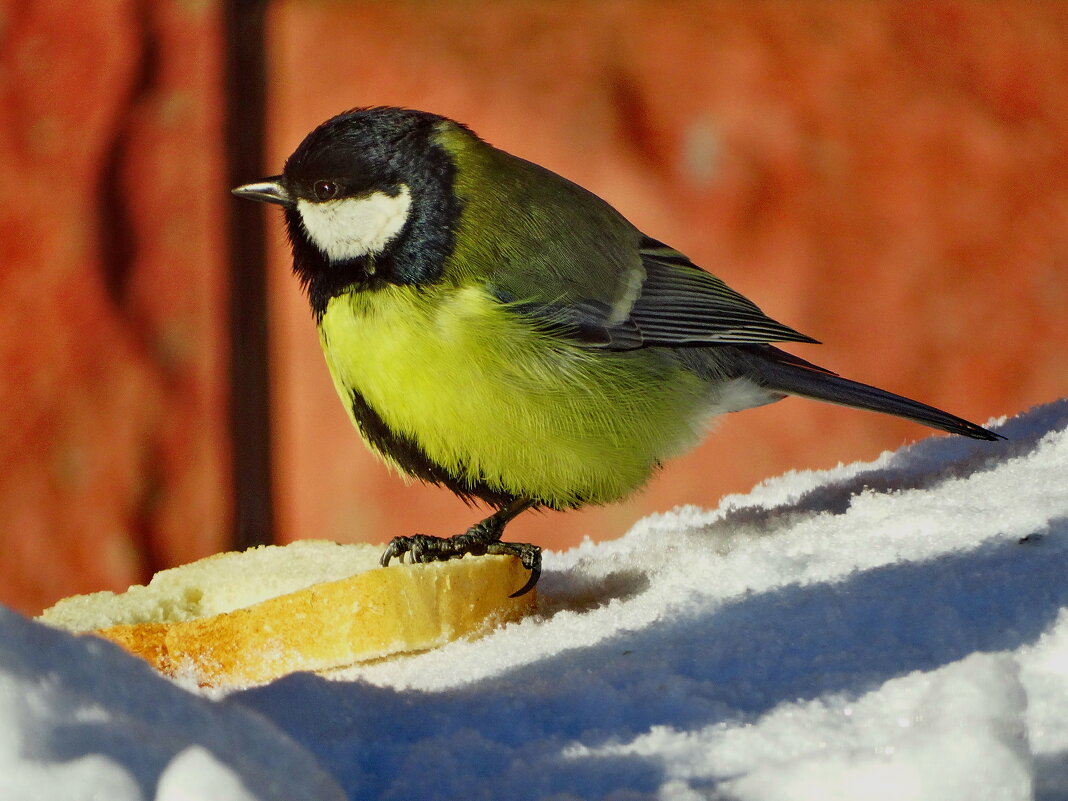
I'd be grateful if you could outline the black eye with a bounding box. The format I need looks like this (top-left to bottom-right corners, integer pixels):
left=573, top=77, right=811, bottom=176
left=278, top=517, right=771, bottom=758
left=313, top=180, right=339, bottom=201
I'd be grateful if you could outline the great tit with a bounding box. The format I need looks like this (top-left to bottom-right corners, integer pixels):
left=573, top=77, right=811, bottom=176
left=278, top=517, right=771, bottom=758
left=233, top=106, right=1001, bottom=596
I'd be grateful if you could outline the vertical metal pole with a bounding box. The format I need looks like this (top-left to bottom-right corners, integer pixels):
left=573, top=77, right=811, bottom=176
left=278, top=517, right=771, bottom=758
left=223, top=0, right=274, bottom=550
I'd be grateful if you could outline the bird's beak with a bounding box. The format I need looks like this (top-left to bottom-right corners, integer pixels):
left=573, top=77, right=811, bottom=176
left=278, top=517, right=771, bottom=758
left=231, top=176, right=291, bottom=206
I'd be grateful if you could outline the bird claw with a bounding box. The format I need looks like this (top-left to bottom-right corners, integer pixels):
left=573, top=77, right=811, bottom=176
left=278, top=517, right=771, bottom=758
left=379, top=534, right=442, bottom=567
left=485, top=541, right=541, bottom=597
left=379, top=534, right=542, bottom=596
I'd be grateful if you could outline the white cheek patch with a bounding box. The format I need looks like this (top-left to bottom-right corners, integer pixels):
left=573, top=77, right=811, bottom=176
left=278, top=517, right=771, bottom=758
left=297, top=184, right=412, bottom=261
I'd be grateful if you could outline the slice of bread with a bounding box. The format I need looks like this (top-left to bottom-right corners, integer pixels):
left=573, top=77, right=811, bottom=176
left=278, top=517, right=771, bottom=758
left=38, top=540, right=536, bottom=687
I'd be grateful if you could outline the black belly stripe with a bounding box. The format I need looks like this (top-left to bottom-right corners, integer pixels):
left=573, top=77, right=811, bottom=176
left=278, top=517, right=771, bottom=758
left=347, top=388, right=519, bottom=509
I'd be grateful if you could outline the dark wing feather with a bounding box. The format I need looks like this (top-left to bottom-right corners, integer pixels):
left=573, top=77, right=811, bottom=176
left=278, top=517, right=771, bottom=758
left=500, top=236, right=817, bottom=351
left=626, top=237, right=818, bottom=348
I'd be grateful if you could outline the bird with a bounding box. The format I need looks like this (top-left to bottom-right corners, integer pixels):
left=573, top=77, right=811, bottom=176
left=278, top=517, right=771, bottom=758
left=233, top=106, right=1002, bottom=597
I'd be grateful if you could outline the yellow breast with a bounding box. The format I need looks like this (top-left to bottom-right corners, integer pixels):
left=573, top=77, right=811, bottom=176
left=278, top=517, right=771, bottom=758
left=317, top=283, right=707, bottom=507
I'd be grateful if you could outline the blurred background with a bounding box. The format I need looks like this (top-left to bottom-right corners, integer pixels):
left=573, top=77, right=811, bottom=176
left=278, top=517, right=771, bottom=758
left=3, top=1, right=1066, bottom=615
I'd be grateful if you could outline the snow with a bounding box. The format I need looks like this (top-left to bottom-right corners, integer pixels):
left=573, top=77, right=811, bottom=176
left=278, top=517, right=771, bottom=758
left=3, top=399, right=1068, bottom=801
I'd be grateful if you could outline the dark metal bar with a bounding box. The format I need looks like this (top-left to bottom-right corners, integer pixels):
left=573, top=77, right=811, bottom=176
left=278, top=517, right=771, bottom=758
left=223, top=0, right=274, bottom=550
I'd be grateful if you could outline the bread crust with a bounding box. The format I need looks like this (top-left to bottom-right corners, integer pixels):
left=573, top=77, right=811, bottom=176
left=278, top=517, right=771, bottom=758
left=39, top=543, right=536, bottom=686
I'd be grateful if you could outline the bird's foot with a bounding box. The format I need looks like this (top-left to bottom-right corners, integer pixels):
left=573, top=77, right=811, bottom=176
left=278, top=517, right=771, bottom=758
left=380, top=526, right=541, bottom=598
left=485, top=540, right=541, bottom=598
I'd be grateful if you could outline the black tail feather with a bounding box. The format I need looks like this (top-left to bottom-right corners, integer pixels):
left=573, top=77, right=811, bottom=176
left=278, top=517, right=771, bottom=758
left=750, top=349, right=1003, bottom=441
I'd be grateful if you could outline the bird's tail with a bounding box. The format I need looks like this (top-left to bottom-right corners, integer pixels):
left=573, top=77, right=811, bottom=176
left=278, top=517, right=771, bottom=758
left=744, top=347, right=1002, bottom=441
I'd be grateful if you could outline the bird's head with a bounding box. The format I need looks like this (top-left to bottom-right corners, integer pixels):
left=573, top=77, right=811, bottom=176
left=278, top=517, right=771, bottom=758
left=233, top=107, right=464, bottom=316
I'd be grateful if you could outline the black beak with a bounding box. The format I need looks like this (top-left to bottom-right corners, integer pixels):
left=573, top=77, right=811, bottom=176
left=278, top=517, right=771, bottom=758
left=231, top=176, right=291, bottom=206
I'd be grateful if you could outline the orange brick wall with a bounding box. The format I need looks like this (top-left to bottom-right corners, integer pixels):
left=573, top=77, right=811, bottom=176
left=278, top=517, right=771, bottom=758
left=0, top=1, right=232, bottom=613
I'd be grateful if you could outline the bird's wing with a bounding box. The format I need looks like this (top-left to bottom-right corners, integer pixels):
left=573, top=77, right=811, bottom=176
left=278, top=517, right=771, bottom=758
left=452, top=140, right=815, bottom=350
left=624, top=237, right=817, bottom=347
left=494, top=236, right=817, bottom=351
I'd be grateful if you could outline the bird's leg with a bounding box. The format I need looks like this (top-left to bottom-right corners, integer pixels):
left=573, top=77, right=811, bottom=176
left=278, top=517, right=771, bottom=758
left=379, top=498, right=541, bottom=597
